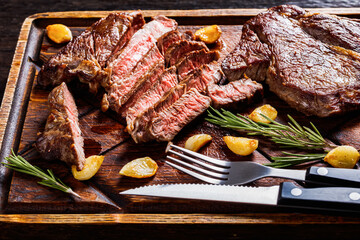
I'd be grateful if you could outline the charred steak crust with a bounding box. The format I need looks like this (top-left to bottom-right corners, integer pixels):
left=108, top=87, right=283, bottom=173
left=156, top=30, right=183, bottom=55
left=36, top=83, right=85, bottom=171
left=222, top=5, right=360, bottom=117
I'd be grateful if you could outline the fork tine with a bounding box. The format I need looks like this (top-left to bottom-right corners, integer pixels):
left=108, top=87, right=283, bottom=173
left=166, top=156, right=229, bottom=178
left=170, top=144, right=231, bottom=167
left=168, top=149, right=229, bottom=173
left=165, top=161, right=227, bottom=185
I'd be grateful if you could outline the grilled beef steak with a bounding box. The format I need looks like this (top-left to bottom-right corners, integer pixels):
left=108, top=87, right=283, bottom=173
left=157, top=30, right=183, bottom=55
left=36, top=83, right=85, bottom=171
left=222, top=5, right=360, bottom=117
left=38, top=12, right=145, bottom=93
left=208, top=78, right=263, bottom=108
left=165, top=40, right=209, bottom=67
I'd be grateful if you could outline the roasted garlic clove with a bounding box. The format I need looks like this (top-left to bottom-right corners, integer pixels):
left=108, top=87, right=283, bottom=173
left=120, top=157, right=158, bottom=178
left=72, top=155, right=104, bottom=181
left=324, top=145, right=360, bottom=168
left=249, top=104, right=278, bottom=124
left=185, top=134, right=212, bottom=152
left=223, top=136, right=258, bottom=156
left=195, top=25, right=222, bottom=44
left=46, top=24, right=72, bottom=44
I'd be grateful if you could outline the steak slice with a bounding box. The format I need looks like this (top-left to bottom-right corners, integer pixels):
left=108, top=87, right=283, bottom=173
left=157, top=30, right=182, bottom=55
left=106, top=16, right=177, bottom=87
left=38, top=12, right=144, bottom=93
left=148, top=88, right=211, bottom=142
left=36, top=83, right=85, bottom=171
left=130, top=84, right=186, bottom=143
left=106, top=45, right=164, bottom=113
left=176, top=49, right=220, bottom=80
left=125, top=66, right=178, bottom=129
left=208, top=78, right=263, bottom=108
left=221, top=5, right=360, bottom=117
left=165, top=39, right=209, bottom=67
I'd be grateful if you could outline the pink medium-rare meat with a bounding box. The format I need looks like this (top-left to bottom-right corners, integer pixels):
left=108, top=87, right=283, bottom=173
left=106, top=16, right=178, bottom=88
left=125, top=66, right=178, bottom=129
left=129, top=84, right=186, bottom=143
left=176, top=49, right=220, bottom=80
left=208, top=78, right=263, bottom=108
left=165, top=39, right=209, bottom=67
left=157, top=30, right=183, bottom=55
left=106, top=45, right=164, bottom=113
left=148, top=88, right=211, bottom=142
left=36, top=83, right=85, bottom=171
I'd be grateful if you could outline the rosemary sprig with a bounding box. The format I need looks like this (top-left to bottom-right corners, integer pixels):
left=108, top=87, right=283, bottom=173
left=206, top=107, right=335, bottom=168
left=1, top=150, right=81, bottom=198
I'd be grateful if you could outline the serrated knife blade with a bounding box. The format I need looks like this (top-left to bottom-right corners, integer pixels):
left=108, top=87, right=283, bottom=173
left=120, top=182, right=360, bottom=212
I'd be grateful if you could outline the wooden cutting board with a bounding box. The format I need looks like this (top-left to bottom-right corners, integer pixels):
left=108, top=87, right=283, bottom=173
left=2, top=9, right=360, bottom=234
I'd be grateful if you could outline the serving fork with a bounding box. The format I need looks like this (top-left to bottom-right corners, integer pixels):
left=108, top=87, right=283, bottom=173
left=166, top=144, right=360, bottom=187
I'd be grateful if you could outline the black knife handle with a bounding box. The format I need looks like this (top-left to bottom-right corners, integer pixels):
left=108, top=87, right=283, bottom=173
left=306, top=167, right=360, bottom=187
left=278, top=182, right=360, bottom=211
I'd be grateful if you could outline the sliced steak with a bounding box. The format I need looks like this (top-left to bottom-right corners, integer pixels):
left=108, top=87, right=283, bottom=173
left=125, top=66, right=178, bottom=129
left=36, top=83, right=85, bottom=171
left=38, top=12, right=144, bottom=93
left=176, top=49, right=220, bottom=80
left=106, top=16, right=177, bottom=88
left=208, top=78, right=263, bottom=108
left=165, top=39, right=209, bottom=67
left=221, top=5, right=360, bottom=117
left=180, top=61, right=223, bottom=93
left=130, top=84, right=186, bottom=143
left=148, top=88, right=211, bottom=142
left=106, top=45, right=164, bottom=113
left=157, top=30, right=182, bottom=55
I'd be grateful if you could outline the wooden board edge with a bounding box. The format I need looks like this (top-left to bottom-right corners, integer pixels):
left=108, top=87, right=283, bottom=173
left=0, top=213, right=359, bottom=224
left=26, top=8, right=360, bottom=20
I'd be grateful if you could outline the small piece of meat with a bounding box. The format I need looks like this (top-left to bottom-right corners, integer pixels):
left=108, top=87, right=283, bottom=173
left=183, top=31, right=195, bottom=41
left=106, top=16, right=177, bottom=88
left=180, top=61, right=223, bottom=93
left=157, top=30, right=182, bottom=55
left=165, top=40, right=209, bottom=67
left=130, top=84, right=186, bottom=143
left=38, top=12, right=144, bottom=93
left=176, top=49, right=220, bottom=80
left=107, top=45, right=164, bottom=113
left=125, top=66, right=178, bottom=129
left=148, top=88, right=211, bottom=142
left=208, top=78, right=263, bottom=108
left=36, top=82, right=85, bottom=171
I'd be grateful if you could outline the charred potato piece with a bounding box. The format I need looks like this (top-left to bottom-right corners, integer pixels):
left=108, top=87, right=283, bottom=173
left=120, top=157, right=158, bottom=178
left=324, top=146, right=360, bottom=168
left=195, top=25, right=222, bottom=44
left=46, top=24, right=72, bottom=44
left=249, top=104, right=278, bottom=124
left=223, top=136, right=258, bottom=156
left=185, top=134, right=212, bottom=152
left=72, top=155, right=104, bottom=181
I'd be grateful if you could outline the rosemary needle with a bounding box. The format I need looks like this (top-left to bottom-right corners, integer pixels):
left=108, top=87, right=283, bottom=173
left=1, top=149, right=81, bottom=198
left=206, top=107, right=335, bottom=168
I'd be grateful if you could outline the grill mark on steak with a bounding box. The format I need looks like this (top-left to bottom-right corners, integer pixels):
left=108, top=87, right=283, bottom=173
left=157, top=30, right=182, bottom=55
left=176, top=49, right=220, bottom=80
left=148, top=88, right=211, bottom=142
left=38, top=12, right=144, bottom=93
left=129, top=84, right=186, bottom=143
left=106, top=45, right=164, bottom=113
left=106, top=16, right=177, bottom=88
left=208, top=78, right=263, bottom=109
left=165, top=39, right=209, bottom=67
left=221, top=5, right=360, bottom=117
left=125, top=66, right=178, bottom=130
left=36, top=82, right=85, bottom=171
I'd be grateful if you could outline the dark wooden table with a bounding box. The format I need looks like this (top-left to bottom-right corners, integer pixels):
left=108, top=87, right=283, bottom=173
left=1, top=0, right=360, bottom=239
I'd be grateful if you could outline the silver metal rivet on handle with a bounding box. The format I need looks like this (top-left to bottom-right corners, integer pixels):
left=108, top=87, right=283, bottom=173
left=291, top=188, right=302, bottom=196
left=317, top=167, right=328, bottom=176
left=349, top=192, right=360, bottom=201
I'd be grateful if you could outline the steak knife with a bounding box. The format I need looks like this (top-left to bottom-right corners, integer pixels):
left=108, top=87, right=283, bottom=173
left=120, top=182, right=360, bottom=212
